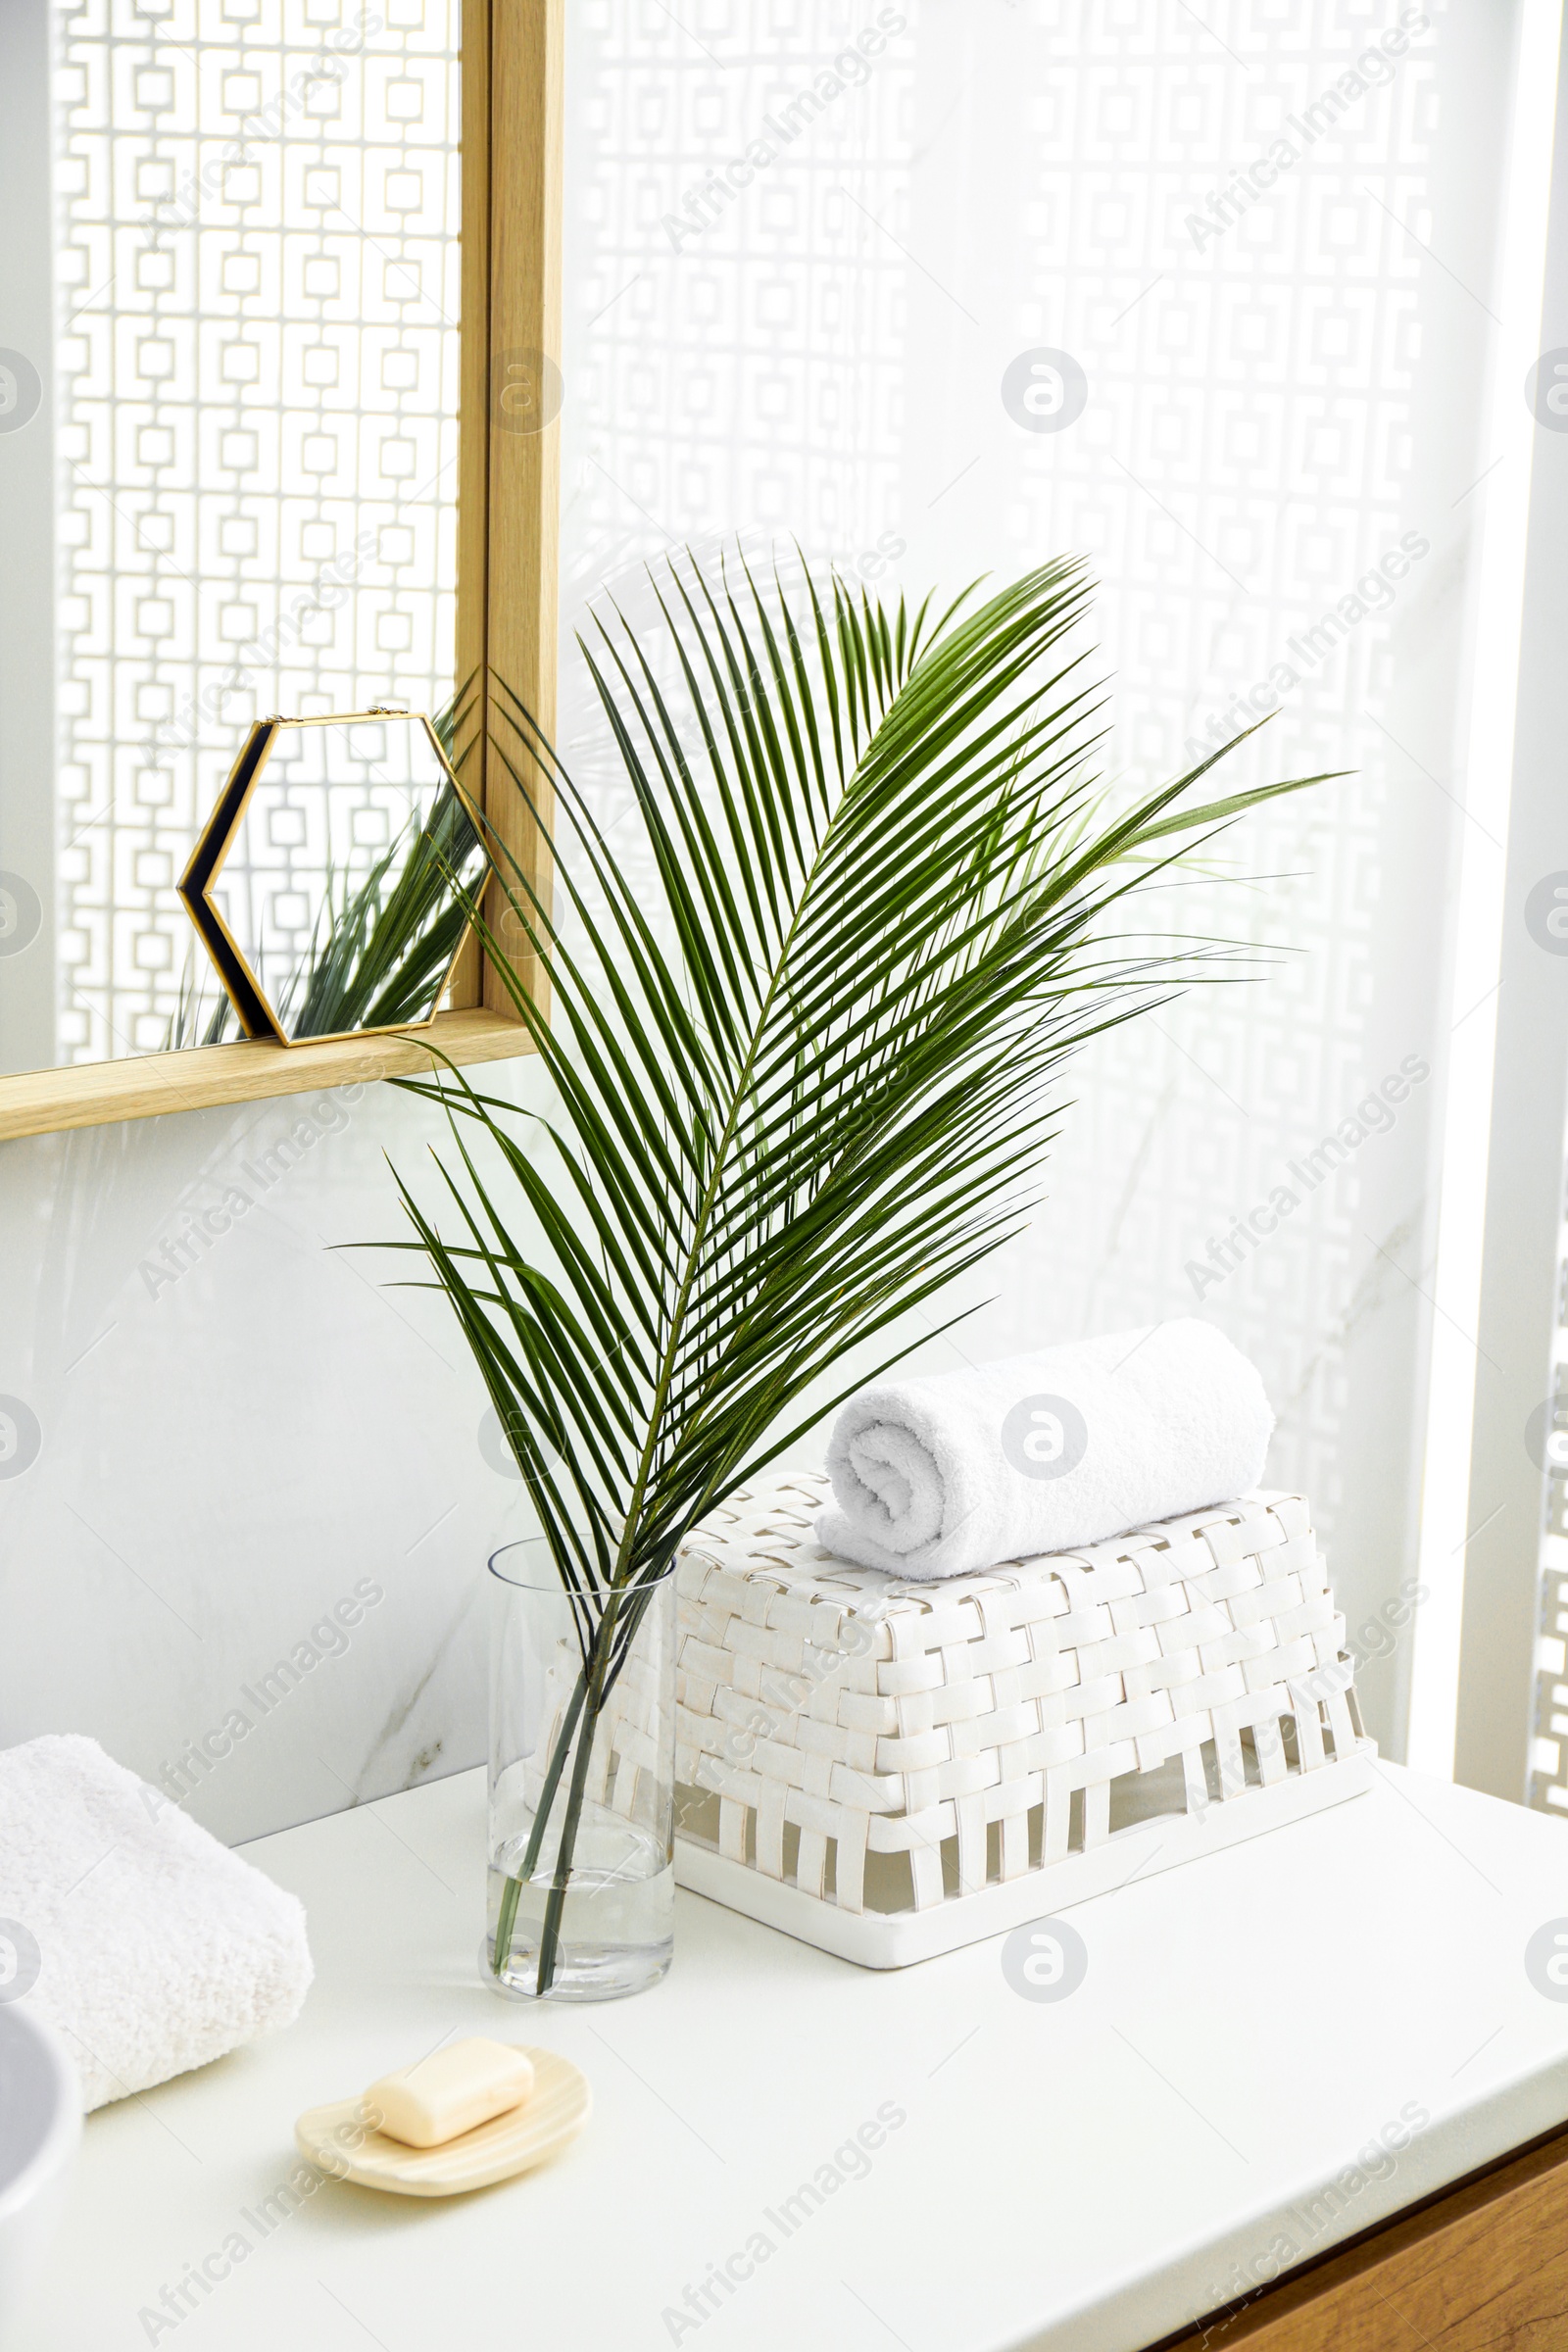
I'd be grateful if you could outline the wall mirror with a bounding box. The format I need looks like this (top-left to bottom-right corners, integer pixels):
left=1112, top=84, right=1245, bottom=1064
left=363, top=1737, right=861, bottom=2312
left=178, top=707, right=483, bottom=1047
left=0, top=0, right=562, bottom=1139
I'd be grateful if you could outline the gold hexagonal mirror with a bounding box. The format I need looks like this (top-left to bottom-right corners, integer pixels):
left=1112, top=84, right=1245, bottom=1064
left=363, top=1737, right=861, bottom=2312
left=178, top=710, right=486, bottom=1048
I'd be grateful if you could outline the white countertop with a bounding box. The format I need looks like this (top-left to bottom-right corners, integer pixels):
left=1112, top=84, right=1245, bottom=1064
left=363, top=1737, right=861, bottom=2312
left=27, top=1760, right=1568, bottom=2352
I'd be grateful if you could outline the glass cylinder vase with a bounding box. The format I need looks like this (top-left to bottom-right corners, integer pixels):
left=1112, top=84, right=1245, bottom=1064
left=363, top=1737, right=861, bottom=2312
left=484, top=1538, right=677, bottom=2001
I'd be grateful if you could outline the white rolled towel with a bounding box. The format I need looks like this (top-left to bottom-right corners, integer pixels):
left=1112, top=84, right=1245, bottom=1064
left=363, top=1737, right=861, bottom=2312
left=816, top=1319, right=1273, bottom=1579
left=0, top=1734, right=312, bottom=2112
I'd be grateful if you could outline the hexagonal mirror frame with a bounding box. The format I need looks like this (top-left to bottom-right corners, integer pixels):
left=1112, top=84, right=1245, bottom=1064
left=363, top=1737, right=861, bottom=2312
left=177, top=707, right=486, bottom=1049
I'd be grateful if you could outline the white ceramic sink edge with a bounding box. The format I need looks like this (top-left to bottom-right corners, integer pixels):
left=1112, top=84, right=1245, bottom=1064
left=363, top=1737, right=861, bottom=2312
left=0, top=2006, right=82, bottom=2345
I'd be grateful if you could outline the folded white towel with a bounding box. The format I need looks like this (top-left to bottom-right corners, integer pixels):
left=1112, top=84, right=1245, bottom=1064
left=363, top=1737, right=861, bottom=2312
left=816, top=1319, right=1273, bottom=1579
left=0, top=1735, right=312, bottom=2112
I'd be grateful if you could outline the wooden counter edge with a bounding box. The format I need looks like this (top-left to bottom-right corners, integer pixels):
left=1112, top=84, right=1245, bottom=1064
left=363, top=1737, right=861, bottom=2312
left=1148, top=2116, right=1568, bottom=2351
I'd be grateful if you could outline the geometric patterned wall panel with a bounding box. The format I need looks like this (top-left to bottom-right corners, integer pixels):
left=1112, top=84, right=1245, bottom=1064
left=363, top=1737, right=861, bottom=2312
left=558, top=0, right=1482, bottom=1754
left=560, top=0, right=910, bottom=599
left=52, top=0, right=461, bottom=1060
left=941, top=0, right=1441, bottom=1527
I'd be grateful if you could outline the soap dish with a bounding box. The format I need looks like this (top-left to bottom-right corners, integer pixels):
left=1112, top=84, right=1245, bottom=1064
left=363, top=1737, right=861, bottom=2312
left=295, top=2044, right=589, bottom=2197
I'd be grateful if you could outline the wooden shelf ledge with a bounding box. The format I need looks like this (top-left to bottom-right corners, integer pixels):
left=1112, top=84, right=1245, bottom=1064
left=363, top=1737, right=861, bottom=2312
left=0, top=1007, right=534, bottom=1144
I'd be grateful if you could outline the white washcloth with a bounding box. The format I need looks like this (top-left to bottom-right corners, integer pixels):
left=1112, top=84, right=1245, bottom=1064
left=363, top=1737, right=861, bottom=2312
left=0, top=1735, right=312, bottom=2112
left=816, top=1319, right=1273, bottom=1579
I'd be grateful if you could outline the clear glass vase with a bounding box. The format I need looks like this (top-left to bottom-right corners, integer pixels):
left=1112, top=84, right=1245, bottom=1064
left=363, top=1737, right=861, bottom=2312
left=484, top=1537, right=676, bottom=2001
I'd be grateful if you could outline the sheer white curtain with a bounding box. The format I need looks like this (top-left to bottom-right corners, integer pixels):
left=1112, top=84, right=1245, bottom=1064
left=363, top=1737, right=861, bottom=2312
left=558, top=0, right=1528, bottom=1760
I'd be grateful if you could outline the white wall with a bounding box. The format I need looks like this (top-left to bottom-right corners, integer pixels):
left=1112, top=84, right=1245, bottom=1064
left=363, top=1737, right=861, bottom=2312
left=1455, top=11, right=1568, bottom=1801
left=0, top=1061, right=547, bottom=1842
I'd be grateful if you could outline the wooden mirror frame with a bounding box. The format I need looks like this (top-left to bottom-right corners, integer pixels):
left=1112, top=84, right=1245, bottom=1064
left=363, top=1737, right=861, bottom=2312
left=0, top=0, right=562, bottom=1143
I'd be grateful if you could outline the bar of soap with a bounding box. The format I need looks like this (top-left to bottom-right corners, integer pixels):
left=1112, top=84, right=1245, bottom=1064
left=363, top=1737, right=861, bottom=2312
left=363, top=2038, right=535, bottom=2149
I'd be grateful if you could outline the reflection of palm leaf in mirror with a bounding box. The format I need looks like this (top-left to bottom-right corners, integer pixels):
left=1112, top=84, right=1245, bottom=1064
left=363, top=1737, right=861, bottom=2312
left=285, top=828, right=410, bottom=1038
left=379, top=547, right=1341, bottom=1990
left=278, top=695, right=484, bottom=1041
left=163, top=950, right=240, bottom=1051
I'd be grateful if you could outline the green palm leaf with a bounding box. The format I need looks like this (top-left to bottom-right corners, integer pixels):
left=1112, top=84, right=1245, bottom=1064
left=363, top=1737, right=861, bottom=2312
left=386, top=545, right=1340, bottom=1987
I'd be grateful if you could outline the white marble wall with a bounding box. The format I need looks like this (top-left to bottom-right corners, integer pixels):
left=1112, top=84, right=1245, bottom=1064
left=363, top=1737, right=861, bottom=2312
left=0, top=1063, right=549, bottom=1844
left=0, top=983, right=1432, bottom=1849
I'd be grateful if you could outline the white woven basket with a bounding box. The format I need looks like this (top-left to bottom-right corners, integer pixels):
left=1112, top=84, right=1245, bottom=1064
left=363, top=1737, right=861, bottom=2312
left=674, top=1471, right=1373, bottom=1967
